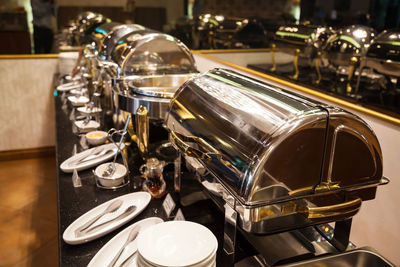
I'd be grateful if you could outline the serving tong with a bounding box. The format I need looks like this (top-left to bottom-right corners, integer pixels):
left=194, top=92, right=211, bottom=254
left=102, top=115, right=131, bottom=177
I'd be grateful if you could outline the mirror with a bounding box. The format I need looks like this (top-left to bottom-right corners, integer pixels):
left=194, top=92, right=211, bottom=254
left=2, top=0, right=400, bottom=121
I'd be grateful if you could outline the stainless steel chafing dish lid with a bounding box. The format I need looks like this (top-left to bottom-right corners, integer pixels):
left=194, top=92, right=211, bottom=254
left=364, top=29, right=400, bottom=77
left=367, top=29, right=400, bottom=62
left=165, top=68, right=383, bottom=206
left=90, top=22, right=121, bottom=49
left=115, top=32, right=197, bottom=77
left=274, top=24, right=334, bottom=52
left=98, top=24, right=147, bottom=61
left=324, top=25, right=376, bottom=67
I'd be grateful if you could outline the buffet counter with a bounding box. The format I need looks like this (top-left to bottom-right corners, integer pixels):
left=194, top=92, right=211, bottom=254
left=54, top=83, right=257, bottom=266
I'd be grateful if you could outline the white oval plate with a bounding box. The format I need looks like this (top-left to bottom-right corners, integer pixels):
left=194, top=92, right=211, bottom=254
left=88, top=217, right=163, bottom=267
left=137, top=221, right=218, bottom=267
left=63, top=192, right=151, bottom=245
left=60, top=143, right=124, bottom=173
left=57, top=82, right=85, bottom=92
left=68, top=95, right=89, bottom=106
left=74, top=120, right=100, bottom=133
left=77, top=106, right=103, bottom=115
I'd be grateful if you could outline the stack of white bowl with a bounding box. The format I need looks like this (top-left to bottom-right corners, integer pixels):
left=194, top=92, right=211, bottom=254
left=137, top=221, right=218, bottom=267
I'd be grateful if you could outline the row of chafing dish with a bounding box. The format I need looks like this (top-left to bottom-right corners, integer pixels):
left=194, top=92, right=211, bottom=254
left=61, top=12, right=392, bottom=266
left=270, top=24, right=400, bottom=98
left=186, top=15, right=400, bottom=98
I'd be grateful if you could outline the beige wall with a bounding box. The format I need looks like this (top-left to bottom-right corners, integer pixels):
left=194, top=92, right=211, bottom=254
left=194, top=53, right=400, bottom=266
left=0, top=57, right=57, bottom=152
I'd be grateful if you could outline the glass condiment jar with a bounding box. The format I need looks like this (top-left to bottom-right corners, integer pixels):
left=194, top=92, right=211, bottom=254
left=140, top=158, right=167, bottom=198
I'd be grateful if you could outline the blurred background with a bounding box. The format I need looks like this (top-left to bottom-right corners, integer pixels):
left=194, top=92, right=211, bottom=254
left=1, top=0, right=400, bottom=54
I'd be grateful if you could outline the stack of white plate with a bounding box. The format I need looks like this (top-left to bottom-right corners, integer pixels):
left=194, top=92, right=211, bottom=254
left=137, top=221, right=218, bottom=267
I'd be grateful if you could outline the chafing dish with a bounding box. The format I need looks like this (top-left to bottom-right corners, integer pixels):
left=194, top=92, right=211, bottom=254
left=165, top=68, right=387, bottom=239
left=323, top=25, right=376, bottom=93
left=325, top=25, right=376, bottom=69
left=271, top=24, right=334, bottom=81
left=111, top=32, right=197, bottom=156
left=361, top=29, right=400, bottom=78
left=73, top=12, right=110, bottom=46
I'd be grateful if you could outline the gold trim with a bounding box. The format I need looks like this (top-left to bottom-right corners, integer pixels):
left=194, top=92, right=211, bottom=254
left=192, top=48, right=271, bottom=54
left=0, top=54, right=59, bottom=59
left=194, top=51, right=400, bottom=127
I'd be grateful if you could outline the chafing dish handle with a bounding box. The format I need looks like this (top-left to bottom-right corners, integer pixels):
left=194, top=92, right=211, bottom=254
left=169, top=131, right=218, bottom=161
left=306, top=198, right=362, bottom=219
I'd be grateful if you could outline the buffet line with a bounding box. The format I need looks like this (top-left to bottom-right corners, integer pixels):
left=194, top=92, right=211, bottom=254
left=56, top=11, right=394, bottom=266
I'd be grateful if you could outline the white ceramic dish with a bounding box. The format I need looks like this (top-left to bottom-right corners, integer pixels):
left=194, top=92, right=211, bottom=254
left=68, top=95, right=89, bottom=106
left=70, top=88, right=88, bottom=96
left=77, top=106, right=102, bottom=115
left=137, top=221, right=218, bottom=267
left=60, top=143, right=124, bottom=173
left=63, top=192, right=151, bottom=245
left=95, top=163, right=128, bottom=188
left=88, top=217, right=163, bottom=267
left=57, top=82, right=85, bottom=92
left=86, top=130, right=108, bottom=145
left=74, top=120, right=100, bottom=133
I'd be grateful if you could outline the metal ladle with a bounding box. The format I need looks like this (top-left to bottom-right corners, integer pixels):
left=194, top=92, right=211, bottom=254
left=102, top=115, right=131, bottom=177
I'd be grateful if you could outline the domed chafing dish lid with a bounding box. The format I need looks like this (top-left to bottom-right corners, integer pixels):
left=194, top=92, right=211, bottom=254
left=275, top=24, right=334, bottom=49
left=367, top=29, right=400, bottom=62
left=98, top=24, right=147, bottom=61
left=324, top=25, right=376, bottom=67
left=117, top=33, right=197, bottom=77
left=90, top=22, right=121, bottom=49
left=73, top=12, right=110, bottom=45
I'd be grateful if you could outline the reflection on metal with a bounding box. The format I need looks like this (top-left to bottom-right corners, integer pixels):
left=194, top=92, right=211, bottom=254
left=193, top=51, right=400, bottom=126
left=165, top=68, right=386, bottom=234
left=291, top=48, right=300, bottom=80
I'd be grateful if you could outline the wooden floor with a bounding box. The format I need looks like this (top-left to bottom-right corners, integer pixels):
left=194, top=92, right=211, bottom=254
left=0, top=156, right=58, bottom=266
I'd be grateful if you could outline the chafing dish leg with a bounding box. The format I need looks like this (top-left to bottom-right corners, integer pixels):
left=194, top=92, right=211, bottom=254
left=346, top=57, right=359, bottom=95
left=291, top=49, right=300, bottom=80
left=269, top=43, right=276, bottom=72
left=314, top=52, right=322, bottom=85
left=316, top=218, right=353, bottom=252
left=223, top=202, right=238, bottom=264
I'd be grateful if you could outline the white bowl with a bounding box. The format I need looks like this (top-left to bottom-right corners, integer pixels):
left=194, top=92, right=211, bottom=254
left=86, top=130, right=108, bottom=145
left=95, top=163, right=128, bottom=188
left=137, top=221, right=218, bottom=267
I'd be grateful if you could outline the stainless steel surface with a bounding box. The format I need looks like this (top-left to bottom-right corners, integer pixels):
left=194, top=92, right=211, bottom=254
left=165, top=68, right=386, bottom=234
left=127, top=74, right=197, bottom=98
left=116, top=32, right=197, bottom=77
left=84, top=205, right=137, bottom=234
left=275, top=24, right=334, bottom=58
left=279, top=247, right=395, bottom=267
left=91, top=22, right=121, bottom=49
left=98, top=24, right=147, bottom=60
left=74, top=199, right=123, bottom=236
left=324, top=25, right=376, bottom=69
left=363, top=29, right=400, bottom=77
